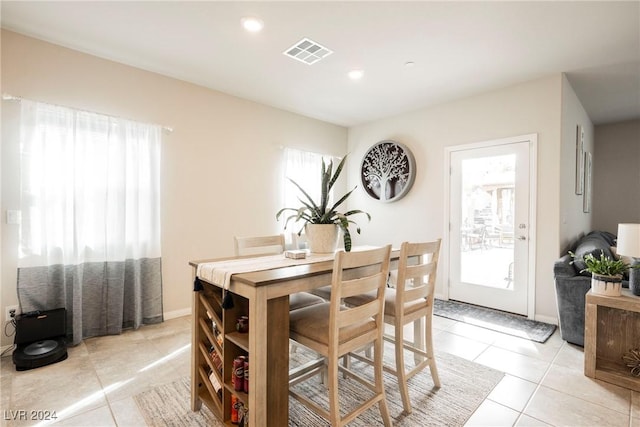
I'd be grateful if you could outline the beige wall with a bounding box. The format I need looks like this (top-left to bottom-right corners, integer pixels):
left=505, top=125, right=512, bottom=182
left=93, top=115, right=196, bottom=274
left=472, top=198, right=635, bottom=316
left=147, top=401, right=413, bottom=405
left=0, top=30, right=347, bottom=347
left=3, top=29, right=633, bottom=348
left=559, top=75, right=594, bottom=252
left=346, top=75, right=563, bottom=322
left=592, top=119, right=640, bottom=233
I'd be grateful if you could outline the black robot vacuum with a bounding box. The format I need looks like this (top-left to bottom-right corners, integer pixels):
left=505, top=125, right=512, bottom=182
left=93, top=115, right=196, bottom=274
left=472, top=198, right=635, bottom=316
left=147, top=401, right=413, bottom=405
left=13, top=308, right=68, bottom=371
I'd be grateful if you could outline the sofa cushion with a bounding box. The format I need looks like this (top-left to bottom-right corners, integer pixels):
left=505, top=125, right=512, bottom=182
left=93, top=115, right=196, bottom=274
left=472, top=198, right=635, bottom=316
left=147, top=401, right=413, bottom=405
left=571, top=231, right=617, bottom=277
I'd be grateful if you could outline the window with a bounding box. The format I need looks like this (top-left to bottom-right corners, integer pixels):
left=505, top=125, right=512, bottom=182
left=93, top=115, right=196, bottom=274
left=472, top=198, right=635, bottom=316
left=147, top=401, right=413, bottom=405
left=282, top=148, right=337, bottom=232
left=19, top=100, right=161, bottom=266
left=17, top=99, right=164, bottom=344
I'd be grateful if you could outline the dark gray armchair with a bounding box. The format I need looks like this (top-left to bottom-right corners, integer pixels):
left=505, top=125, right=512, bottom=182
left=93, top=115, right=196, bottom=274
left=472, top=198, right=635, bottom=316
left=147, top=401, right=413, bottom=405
left=553, top=254, right=592, bottom=346
left=553, top=231, right=626, bottom=347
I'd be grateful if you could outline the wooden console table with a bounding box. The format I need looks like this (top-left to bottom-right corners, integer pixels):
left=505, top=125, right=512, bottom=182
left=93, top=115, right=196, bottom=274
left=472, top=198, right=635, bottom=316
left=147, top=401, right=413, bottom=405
left=584, top=289, right=640, bottom=392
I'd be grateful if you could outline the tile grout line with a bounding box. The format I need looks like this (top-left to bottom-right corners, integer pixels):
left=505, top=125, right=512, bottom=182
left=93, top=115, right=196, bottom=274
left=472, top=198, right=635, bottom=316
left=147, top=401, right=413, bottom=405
left=538, top=340, right=634, bottom=419
left=469, top=333, right=565, bottom=426
left=511, top=339, right=566, bottom=426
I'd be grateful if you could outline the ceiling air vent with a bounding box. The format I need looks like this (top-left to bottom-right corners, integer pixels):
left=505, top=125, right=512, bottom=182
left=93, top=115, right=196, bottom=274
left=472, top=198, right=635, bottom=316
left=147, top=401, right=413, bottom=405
left=283, top=38, right=333, bottom=65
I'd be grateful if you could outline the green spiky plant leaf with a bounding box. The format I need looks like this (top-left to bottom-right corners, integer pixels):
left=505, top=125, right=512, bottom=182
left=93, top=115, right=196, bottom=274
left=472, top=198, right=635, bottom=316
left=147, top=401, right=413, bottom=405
left=569, top=250, right=635, bottom=277
left=276, top=154, right=370, bottom=251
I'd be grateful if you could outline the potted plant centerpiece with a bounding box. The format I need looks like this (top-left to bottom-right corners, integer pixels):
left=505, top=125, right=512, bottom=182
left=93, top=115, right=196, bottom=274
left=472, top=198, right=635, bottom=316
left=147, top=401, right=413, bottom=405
left=276, top=155, right=370, bottom=253
left=571, top=250, right=631, bottom=296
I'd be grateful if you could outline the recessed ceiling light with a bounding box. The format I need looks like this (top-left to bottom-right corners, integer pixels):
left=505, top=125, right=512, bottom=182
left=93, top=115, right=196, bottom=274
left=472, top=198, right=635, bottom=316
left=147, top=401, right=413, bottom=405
left=348, top=69, right=364, bottom=80
left=241, top=17, right=264, bottom=33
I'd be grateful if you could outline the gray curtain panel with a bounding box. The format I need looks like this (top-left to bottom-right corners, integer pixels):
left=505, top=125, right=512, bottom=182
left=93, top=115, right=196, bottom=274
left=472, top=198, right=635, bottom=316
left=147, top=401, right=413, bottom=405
left=17, top=258, right=163, bottom=345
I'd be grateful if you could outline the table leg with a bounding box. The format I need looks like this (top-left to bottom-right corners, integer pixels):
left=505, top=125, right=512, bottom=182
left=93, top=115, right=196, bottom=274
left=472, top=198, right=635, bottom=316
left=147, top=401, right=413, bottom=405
left=584, top=300, right=596, bottom=378
left=190, top=287, right=202, bottom=411
left=248, top=290, right=289, bottom=426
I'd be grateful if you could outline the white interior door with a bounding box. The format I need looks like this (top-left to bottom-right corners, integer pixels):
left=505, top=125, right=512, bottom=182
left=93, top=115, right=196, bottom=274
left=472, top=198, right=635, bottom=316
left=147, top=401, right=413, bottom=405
left=448, top=139, right=532, bottom=315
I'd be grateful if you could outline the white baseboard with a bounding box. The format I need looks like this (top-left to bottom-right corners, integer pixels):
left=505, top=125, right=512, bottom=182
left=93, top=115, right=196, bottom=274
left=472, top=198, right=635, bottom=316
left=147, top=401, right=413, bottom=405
left=534, top=314, right=558, bottom=325
left=1, top=344, right=14, bottom=358
left=164, top=307, right=191, bottom=320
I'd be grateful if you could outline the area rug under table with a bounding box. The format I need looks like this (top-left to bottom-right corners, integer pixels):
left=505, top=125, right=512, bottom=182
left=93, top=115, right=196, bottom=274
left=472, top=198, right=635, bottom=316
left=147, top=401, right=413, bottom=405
left=434, top=298, right=557, bottom=343
left=134, top=346, right=504, bottom=426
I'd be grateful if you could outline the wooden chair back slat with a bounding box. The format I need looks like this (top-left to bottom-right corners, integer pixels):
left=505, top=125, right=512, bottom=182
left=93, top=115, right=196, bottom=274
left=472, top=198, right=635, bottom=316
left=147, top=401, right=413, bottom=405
left=234, top=234, right=285, bottom=256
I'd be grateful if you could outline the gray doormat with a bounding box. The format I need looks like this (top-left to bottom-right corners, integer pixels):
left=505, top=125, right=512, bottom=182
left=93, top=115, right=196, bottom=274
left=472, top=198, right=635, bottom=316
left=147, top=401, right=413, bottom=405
left=434, top=299, right=556, bottom=343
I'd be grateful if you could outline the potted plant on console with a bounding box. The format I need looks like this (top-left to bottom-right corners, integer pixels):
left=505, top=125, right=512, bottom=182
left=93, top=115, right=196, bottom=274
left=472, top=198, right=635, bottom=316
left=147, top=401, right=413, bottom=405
left=276, top=154, right=370, bottom=253
left=571, top=250, right=631, bottom=297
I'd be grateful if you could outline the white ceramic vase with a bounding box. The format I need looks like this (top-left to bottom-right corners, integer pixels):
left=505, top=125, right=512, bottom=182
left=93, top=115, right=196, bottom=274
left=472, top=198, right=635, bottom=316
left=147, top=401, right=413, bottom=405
left=590, top=273, right=623, bottom=296
left=305, top=224, right=340, bottom=254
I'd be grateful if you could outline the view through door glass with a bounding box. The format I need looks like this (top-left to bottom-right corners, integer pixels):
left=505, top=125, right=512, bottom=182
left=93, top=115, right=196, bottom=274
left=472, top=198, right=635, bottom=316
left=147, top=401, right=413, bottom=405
left=449, top=140, right=529, bottom=316
left=460, top=154, right=515, bottom=290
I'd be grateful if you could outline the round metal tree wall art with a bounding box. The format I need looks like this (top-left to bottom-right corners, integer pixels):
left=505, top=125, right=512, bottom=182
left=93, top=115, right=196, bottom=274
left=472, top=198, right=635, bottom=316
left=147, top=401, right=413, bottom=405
left=360, top=140, right=416, bottom=202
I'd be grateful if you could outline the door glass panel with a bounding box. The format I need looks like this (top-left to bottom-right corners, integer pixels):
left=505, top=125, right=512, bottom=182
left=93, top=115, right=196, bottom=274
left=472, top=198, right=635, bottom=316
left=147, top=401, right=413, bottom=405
left=459, top=154, right=515, bottom=289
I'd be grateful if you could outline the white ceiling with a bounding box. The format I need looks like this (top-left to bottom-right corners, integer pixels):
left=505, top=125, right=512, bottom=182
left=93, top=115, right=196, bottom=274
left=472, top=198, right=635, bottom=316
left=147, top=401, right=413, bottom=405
left=2, top=1, right=639, bottom=127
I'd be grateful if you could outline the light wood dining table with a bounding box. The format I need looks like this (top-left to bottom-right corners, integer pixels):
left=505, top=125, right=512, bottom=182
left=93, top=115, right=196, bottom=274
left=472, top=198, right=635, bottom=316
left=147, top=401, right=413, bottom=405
left=189, top=247, right=404, bottom=426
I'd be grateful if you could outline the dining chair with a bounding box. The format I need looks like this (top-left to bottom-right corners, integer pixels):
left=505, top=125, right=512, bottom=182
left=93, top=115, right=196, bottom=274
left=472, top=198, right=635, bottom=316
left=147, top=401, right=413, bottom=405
left=288, top=245, right=392, bottom=427
left=345, top=239, right=442, bottom=414
left=233, top=234, right=325, bottom=311
left=234, top=234, right=285, bottom=257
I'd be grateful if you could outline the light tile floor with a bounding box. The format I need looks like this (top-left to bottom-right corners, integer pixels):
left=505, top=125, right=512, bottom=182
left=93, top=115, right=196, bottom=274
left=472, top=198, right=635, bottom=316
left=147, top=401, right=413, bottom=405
left=1, top=315, right=638, bottom=426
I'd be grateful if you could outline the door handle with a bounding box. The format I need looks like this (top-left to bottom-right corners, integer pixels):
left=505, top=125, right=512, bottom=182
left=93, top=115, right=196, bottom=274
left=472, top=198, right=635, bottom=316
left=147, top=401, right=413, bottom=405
left=517, top=235, right=527, bottom=241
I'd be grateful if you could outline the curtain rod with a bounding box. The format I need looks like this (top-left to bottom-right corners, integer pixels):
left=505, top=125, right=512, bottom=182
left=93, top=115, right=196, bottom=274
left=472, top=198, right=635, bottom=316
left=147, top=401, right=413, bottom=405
left=278, top=145, right=343, bottom=159
left=2, top=93, right=174, bottom=134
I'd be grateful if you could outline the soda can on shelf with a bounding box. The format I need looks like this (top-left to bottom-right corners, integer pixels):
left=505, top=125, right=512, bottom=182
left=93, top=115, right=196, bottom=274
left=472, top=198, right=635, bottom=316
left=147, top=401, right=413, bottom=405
left=233, top=356, right=245, bottom=391
left=230, top=394, right=238, bottom=424
left=243, top=358, right=249, bottom=392
left=236, top=315, right=249, bottom=333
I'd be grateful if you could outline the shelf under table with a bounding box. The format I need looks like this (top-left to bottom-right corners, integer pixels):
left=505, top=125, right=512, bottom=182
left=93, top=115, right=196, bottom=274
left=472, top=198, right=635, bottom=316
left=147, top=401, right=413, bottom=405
left=584, top=289, right=640, bottom=392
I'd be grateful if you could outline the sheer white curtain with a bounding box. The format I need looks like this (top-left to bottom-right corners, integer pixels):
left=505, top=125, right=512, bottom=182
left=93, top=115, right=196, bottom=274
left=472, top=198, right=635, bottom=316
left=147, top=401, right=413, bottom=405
left=17, top=100, right=163, bottom=344
left=282, top=148, right=337, bottom=235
